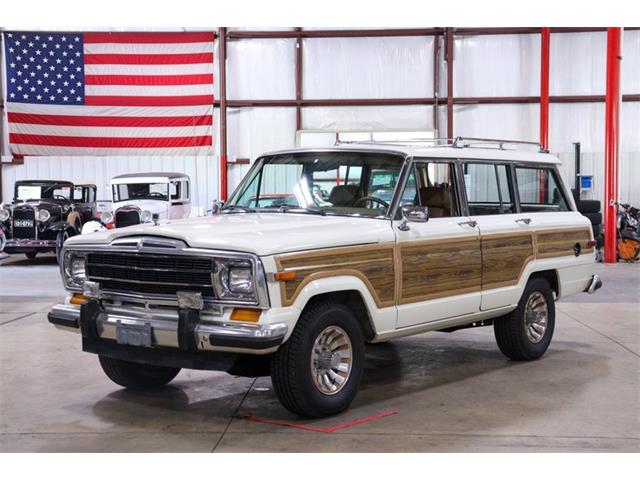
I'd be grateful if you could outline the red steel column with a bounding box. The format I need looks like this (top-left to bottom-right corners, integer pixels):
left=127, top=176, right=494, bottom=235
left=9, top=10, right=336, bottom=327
left=604, top=27, right=622, bottom=263
left=219, top=27, right=228, bottom=201
left=539, top=28, right=551, bottom=203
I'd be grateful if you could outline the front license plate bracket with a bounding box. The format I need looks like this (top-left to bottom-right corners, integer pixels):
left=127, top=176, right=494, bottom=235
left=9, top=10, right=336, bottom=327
left=115, top=320, right=154, bottom=348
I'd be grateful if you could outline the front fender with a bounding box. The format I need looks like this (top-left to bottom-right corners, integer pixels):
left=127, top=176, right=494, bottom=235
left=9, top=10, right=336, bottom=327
left=286, top=274, right=396, bottom=335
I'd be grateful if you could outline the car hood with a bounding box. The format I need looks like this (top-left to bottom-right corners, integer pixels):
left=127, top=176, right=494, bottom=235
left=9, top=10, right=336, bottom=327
left=65, top=213, right=394, bottom=256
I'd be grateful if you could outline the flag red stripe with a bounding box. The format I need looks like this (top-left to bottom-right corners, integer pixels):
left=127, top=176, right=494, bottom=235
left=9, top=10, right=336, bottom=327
left=8, top=112, right=213, bottom=127
left=85, top=74, right=214, bottom=86
left=84, top=53, right=213, bottom=65
left=84, top=32, right=215, bottom=44
left=85, top=95, right=214, bottom=106
left=10, top=133, right=213, bottom=148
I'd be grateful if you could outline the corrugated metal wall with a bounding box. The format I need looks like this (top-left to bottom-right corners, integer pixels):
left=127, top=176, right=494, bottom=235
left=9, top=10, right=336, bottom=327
left=1, top=29, right=639, bottom=209
left=1, top=155, right=219, bottom=214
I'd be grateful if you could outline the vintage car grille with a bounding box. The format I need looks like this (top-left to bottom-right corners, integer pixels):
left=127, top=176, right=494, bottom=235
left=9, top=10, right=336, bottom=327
left=86, top=252, right=216, bottom=299
left=115, top=210, right=140, bottom=228
left=12, top=208, right=36, bottom=239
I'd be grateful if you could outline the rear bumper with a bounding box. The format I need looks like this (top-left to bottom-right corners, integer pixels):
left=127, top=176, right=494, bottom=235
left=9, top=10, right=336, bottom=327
left=3, top=239, right=56, bottom=253
left=584, top=274, right=603, bottom=294
left=48, top=301, right=287, bottom=356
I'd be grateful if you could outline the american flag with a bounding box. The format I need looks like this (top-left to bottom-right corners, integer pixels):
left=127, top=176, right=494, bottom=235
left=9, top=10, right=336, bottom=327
left=3, top=31, right=215, bottom=156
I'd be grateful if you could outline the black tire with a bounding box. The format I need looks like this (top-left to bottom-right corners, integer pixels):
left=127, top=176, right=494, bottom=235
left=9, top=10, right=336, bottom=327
left=494, top=277, right=555, bottom=361
left=576, top=199, right=600, bottom=214
left=270, top=302, right=365, bottom=418
left=55, top=230, right=70, bottom=264
left=98, top=355, right=180, bottom=389
left=582, top=212, right=602, bottom=226
left=25, top=252, right=37, bottom=259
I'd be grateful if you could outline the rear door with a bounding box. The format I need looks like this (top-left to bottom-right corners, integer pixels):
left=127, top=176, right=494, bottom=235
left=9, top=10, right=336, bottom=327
left=461, top=161, right=535, bottom=310
left=394, top=158, right=482, bottom=328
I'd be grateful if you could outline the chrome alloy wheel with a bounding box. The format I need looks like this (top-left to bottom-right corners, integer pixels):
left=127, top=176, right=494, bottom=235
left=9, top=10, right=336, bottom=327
left=310, top=326, right=353, bottom=395
left=524, top=291, right=549, bottom=343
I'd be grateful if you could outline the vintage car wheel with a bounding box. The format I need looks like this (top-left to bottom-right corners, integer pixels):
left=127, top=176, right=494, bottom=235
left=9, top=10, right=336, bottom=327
left=270, top=302, right=365, bottom=418
left=25, top=252, right=37, bottom=260
left=55, top=230, right=71, bottom=264
left=98, top=355, right=181, bottom=389
left=493, top=277, right=556, bottom=361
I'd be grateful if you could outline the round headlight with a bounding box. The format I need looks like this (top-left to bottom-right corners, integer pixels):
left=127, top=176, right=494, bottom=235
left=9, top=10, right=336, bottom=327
left=100, top=211, right=113, bottom=224
left=37, top=209, right=51, bottom=222
left=140, top=210, right=152, bottom=223
left=0, top=209, right=9, bottom=222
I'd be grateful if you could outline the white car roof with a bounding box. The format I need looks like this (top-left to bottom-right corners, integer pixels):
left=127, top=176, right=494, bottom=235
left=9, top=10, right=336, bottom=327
left=111, top=172, right=190, bottom=185
left=263, top=143, right=561, bottom=165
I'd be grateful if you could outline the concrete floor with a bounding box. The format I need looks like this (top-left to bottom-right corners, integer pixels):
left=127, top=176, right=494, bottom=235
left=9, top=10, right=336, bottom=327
left=1, top=253, right=638, bottom=452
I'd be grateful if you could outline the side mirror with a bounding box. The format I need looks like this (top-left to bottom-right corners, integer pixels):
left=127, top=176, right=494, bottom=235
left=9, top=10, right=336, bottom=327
left=211, top=200, right=224, bottom=215
left=398, top=205, right=429, bottom=231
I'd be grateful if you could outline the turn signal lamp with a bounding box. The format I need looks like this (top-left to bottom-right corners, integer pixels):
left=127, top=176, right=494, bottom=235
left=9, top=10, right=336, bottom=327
left=69, top=293, right=88, bottom=305
left=274, top=271, right=297, bottom=281
left=230, top=308, right=262, bottom=322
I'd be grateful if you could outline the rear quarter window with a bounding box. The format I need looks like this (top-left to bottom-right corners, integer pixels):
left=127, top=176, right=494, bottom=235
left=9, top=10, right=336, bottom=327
left=516, top=166, right=570, bottom=212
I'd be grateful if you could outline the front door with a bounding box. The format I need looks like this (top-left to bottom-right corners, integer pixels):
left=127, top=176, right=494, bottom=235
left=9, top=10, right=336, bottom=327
left=395, top=159, right=482, bottom=329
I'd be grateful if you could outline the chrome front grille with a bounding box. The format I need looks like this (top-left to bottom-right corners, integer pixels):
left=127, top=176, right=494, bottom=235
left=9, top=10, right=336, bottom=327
left=12, top=208, right=36, bottom=239
left=86, top=252, right=216, bottom=299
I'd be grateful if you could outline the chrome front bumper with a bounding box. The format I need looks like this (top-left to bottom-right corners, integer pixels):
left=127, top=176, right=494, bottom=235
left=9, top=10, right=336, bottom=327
left=3, top=238, right=57, bottom=252
left=48, top=302, right=287, bottom=354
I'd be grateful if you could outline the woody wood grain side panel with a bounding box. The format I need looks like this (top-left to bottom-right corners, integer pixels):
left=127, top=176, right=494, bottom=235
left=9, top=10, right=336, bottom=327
left=399, top=236, right=482, bottom=304
left=536, top=227, right=594, bottom=258
left=275, top=244, right=396, bottom=308
left=482, top=233, right=535, bottom=290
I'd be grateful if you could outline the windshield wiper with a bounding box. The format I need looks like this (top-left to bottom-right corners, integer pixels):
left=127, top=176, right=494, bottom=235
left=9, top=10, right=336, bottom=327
left=265, top=204, right=326, bottom=216
left=222, top=205, right=258, bottom=214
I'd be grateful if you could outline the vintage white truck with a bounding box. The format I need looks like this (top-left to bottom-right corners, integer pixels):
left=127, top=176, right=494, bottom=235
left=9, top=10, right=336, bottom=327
left=50, top=139, right=601, bottom=418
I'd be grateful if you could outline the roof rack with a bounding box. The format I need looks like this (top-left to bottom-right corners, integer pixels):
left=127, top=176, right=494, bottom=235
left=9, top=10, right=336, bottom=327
left=335, top=136, right=548, bottom=153
left=452, top=137, right=548, bottom=153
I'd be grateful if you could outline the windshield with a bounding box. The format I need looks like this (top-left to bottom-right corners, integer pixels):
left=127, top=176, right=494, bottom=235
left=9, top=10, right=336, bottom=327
left=113, top=183, right=169, bottom=202
left=15, top=183, right=72, bottom=202
left=226, top=152, right=405, bottom=217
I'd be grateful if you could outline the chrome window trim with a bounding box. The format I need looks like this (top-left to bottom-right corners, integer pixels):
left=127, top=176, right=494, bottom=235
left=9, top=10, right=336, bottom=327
left=61, top=237, right=271, bottom=308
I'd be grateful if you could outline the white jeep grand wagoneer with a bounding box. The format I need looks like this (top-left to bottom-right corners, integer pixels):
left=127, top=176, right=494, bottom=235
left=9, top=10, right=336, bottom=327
left=49, top=139, right=601, bottom=418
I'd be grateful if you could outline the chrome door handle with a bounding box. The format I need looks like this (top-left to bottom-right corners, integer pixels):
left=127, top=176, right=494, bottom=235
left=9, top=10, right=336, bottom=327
left=458, top=220, right=477, bottom=228
left=515, top=218, right=532, bottom=225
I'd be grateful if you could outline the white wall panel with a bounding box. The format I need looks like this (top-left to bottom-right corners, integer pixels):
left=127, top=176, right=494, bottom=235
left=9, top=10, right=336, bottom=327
left=2, top=156, right=220, bottom=214
left=454, top=34, right=540, bottom=97
left=304, top=37, right=434, bottom=99
left=227, top=39, right=296, bottom=100
left=550, top=32, right=606, bottom=96
left=452, top=104, right=539, bottom=141
left=303, top=105, right=434, bottom=131
left=227, top=107, right=296, bottom=160
left=622, top=30, right=640, bottom=95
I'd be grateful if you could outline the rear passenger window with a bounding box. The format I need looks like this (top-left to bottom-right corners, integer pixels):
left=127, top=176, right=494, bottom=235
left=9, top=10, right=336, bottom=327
left=463, top=163, right=515, bottom=215
left=516, top=167, right=569, bottom=212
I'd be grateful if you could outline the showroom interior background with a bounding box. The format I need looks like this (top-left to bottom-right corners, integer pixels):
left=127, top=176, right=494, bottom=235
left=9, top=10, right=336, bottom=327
left=1, top=28, right=638, bottom=210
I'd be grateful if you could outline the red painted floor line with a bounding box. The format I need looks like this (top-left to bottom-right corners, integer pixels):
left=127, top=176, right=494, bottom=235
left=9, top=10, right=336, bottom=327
left=243, top=410, right=398, bottom=433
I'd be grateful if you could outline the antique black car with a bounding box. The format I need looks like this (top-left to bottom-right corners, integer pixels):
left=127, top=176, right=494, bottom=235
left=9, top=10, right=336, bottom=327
left=0, top=180, right=97, bottom=261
